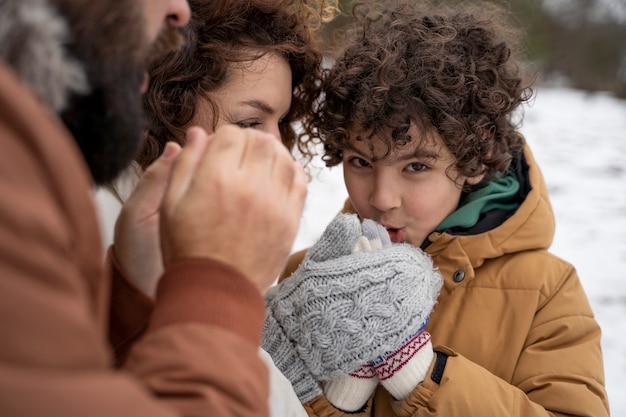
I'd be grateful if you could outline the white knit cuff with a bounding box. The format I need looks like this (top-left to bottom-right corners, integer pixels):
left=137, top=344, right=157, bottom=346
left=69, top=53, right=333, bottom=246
left=323, top=365, right=378, bottom=412
left=375, top=332, right=434, bottom=400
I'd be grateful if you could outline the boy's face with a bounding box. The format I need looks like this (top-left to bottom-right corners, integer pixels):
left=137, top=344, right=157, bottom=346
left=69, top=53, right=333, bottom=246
left=342, top=124, right=484, bottom=247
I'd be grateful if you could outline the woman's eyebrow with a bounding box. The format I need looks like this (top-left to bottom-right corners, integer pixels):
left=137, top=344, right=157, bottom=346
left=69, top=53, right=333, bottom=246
left=241, top=99, right=275, bottom=114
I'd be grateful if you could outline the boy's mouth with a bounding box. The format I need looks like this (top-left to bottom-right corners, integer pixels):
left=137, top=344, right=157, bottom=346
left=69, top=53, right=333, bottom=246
left=386, top=227, right=406, bottom=243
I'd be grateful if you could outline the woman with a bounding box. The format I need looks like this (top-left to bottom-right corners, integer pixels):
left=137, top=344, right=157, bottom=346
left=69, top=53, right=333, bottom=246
left=96, top=0, right=331, bottom=254
left=94, top=0, right=337, bottom=416
left=139, top=0, right=330, bottom=171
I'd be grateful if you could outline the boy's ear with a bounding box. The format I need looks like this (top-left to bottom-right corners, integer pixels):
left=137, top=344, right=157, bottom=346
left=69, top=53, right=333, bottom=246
left=465, top=173, right=485, bottom=186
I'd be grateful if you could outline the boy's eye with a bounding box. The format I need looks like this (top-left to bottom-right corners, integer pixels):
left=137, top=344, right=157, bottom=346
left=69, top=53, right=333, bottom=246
left=405, top=162, right=427, bottom=172
left=348, top=157, right=371, bottom=168
left=236, top=120, right=261, bottom=129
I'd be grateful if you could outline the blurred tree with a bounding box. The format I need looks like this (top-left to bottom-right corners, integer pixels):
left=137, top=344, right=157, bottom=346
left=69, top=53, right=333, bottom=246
left=320, top=0, right=626, bottom=97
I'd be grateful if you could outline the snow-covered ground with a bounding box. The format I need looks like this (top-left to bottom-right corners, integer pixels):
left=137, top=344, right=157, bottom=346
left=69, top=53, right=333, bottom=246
left=292, top=87, right=626, bottom=415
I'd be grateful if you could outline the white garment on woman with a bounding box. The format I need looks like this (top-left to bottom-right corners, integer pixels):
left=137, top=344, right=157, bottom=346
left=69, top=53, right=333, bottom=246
left=93, top=162, right=142, bottom=250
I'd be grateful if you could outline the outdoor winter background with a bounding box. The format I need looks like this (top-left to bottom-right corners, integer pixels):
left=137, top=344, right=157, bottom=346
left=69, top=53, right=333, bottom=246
left=291, top=87, right=626, bottom=415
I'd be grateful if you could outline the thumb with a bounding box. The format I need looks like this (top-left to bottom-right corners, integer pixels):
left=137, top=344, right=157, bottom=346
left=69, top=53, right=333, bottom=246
left=307, top=213, right=363, bottom=262
left=124, top=141, right=182, bottom=218
left=361, top=218, right=392, bottom=249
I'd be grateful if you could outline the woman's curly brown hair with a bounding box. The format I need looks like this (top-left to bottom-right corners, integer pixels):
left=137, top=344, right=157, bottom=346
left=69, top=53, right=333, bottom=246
left=317, top=0, right=535, bottom=183
left=138, top=0, right=338, bottom=170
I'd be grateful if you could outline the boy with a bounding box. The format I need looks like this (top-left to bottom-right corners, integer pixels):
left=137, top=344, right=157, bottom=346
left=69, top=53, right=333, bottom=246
left=262, top=1, right=610, bottom=416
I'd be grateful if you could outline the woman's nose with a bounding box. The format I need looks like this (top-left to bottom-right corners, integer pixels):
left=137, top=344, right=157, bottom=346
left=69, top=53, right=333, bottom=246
left=263, top=124, right=283, bottom=143
left=166, top=0, right=191, bottom=28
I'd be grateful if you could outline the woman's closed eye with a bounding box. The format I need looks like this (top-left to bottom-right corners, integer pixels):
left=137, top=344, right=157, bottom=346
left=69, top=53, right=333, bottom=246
left=235, top=119, right=262, bottom=129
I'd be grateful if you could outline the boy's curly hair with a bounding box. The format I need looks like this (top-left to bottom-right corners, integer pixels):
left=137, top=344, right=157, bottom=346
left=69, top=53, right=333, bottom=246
left=317, top=0, right=534, bottom=182
left=138, top=0, right=338, bottom=170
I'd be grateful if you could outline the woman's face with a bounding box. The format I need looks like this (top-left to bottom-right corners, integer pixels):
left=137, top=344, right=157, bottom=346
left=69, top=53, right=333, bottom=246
left=192, top=51, right=293, bottom=140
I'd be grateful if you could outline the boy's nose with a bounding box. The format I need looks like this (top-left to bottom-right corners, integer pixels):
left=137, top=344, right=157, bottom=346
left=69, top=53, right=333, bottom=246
left=370, top=175, right=401, bottom=212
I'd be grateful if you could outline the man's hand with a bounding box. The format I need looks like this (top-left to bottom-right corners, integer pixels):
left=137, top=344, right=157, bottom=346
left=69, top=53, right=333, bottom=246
left=160, top=125, right=307, bottom=293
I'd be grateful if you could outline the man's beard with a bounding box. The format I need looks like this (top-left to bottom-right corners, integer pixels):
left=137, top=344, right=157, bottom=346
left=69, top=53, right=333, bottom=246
left=60, top=4, right=183, bottom=185
left=61, top=67, right=144, bottom=185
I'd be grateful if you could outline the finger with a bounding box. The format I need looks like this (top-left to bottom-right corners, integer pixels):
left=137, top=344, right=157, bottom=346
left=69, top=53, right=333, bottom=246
left=283, top=159, right=308, bottom=228
left=162, top=127, right=210, bottom=209
left=361, top=219, right=391, bottom=248
left=352, top=236, right=372, bottom=253
left=239, top=128, right=285, bottom=176
left=125, top=141, right=182, bottom=218
left=307, top=214, right=362, bottom=262
left=269, top=141, right=303, bottom=198
left=189, top=125, right=251, bottom=187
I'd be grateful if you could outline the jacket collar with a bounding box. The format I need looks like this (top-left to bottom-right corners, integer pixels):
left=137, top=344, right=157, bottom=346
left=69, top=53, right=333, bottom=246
left=426, top=139, right=556, bottom=269
left=0, top=0, right=88, bottom=113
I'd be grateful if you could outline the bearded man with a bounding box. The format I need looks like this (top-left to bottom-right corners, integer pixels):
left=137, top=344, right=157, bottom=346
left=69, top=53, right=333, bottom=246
left=0, top=0, right=307, bottom=416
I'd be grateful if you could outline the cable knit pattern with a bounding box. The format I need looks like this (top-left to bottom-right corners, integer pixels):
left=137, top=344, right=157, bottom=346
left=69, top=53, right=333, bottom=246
left=263, top=214, right=443, bottom=381
left=262, top=309, right=322, bottom=403
left=262, top=285, right=323, bottom=403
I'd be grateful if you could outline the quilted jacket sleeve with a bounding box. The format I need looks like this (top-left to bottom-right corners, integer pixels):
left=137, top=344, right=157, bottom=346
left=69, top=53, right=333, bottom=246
left=385, top=267, right=608, bottom=417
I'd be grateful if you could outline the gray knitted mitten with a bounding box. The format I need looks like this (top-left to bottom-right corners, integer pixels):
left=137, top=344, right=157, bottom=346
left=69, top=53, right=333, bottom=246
left=262, top=214, right=443, bottom=400
left=262, top=286, right=323, bottom=403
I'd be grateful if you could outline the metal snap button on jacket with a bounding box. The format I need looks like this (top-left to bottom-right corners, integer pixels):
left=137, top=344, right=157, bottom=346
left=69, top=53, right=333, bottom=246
left=453, top=270, right=465, bottom=282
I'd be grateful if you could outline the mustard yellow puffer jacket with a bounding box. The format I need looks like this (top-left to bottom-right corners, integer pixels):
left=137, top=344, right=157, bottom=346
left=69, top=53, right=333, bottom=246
left=280, top=143, right=609, bottom=417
